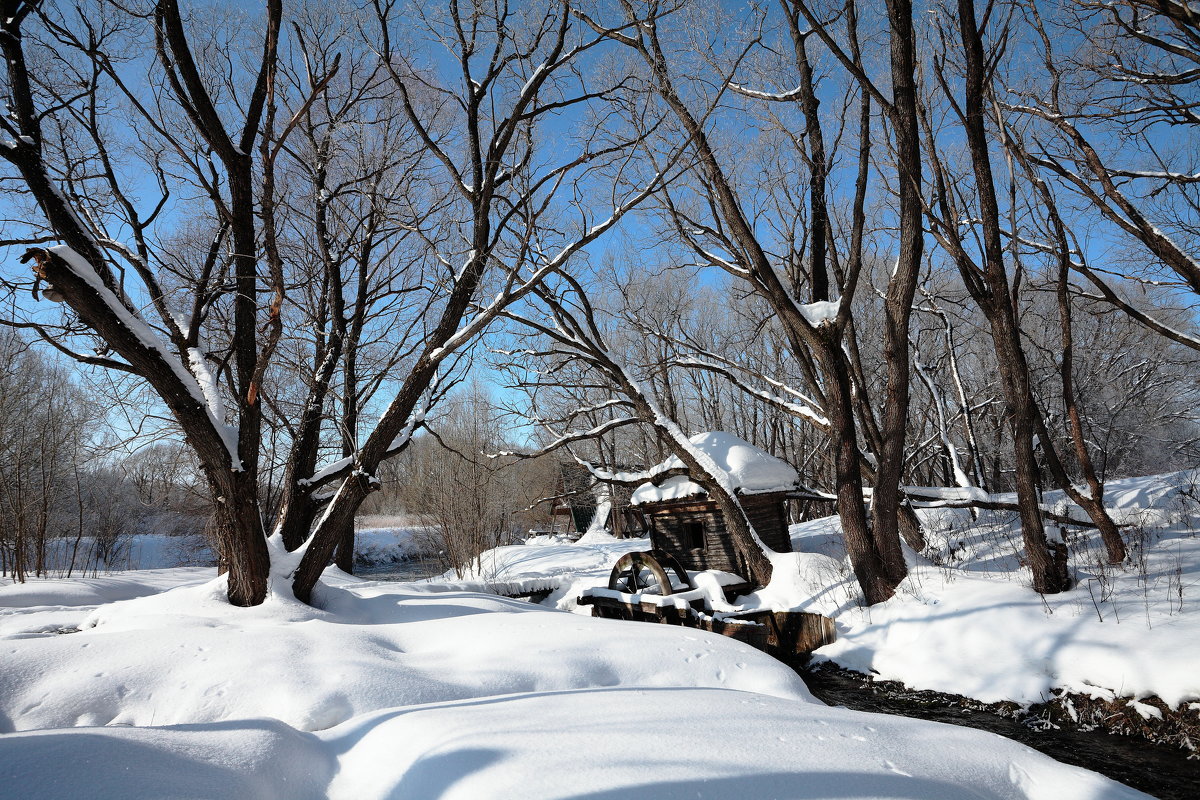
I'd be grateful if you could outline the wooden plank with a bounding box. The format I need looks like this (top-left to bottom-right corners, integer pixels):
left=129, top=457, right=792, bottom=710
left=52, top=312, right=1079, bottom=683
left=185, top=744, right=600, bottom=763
left=768, top=611, right=837, bottom=654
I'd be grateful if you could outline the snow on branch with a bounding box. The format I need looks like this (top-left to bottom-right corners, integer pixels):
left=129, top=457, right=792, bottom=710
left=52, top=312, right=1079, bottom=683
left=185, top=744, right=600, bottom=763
left=797, top=298, right=840, bottom=328
left=48, top=245, right=242, bottom=469
left=490, top=416, right=640, bottom=460
left=301, top=386, right=434, bottom=489
left=572, top=456, right=690, bottom=488
left=728, top=82, right=807, bottom=102
left=675, top=358, right=829, bottom=429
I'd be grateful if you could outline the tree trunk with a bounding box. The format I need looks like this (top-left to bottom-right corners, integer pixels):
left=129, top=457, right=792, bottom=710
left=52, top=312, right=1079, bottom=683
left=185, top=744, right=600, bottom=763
left=948, top=0, right=1071, bottom=595
left=292, top=473, right=375, bottom=603
left=1039, top=162, right=1127, bottom=564
left=275, top=332, right=340, bottom=551
left=898, top=503, right=925, bottom=552
left=823, top=344, right=898, bottom=605
left=276, top=491, right=320, bottom=552
left=993, top=322, right=1072, bottom=594
left=872, top=0, right=925, bottom=590
left=333, top=525, right=355, bottom=573
left=211, top=472, right=271, bottom=607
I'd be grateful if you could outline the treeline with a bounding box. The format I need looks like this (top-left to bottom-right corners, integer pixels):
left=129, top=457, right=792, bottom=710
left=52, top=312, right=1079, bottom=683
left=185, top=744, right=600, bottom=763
left=0, top=333, right=211, bottom=577
left=362, top=385, right=560, bottom=577
left=535, top=271, right=1199, bottom=499
left=0, top=0, right=1197, bottom=606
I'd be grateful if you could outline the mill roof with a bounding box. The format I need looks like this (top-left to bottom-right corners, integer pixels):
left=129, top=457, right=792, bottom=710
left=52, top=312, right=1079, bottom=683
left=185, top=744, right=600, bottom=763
left=629, top=431, right=799, bottom=507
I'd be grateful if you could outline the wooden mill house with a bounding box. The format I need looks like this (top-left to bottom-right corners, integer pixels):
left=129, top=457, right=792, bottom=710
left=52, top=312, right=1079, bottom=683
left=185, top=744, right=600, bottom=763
left=580, top=432, right=836, bottom=659
left=629, top=432, right=798, bottom=581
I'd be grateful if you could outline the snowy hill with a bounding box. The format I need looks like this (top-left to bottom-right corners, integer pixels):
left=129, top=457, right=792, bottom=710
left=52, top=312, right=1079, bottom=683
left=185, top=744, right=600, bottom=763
left=442, top=472, right=1200, bottom=748
left=0, top=547, right=1148, bottom=799
left=5, top=472, right=1197, bottom=797
left=807, top=471, right=1200, bottom=713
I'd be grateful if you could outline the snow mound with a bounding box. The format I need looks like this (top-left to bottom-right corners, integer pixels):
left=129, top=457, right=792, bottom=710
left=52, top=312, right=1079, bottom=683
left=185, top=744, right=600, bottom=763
left=631, top=431, right=798, bottom=505
left=323, top=686, right=1141, bottom=800
left=0, top=565, right=1153, bottom=798
left=0, top=718, right=333, bottom=800
left=0, top=687, right=1147, bottom=800
left=0, top=567, right=809, bottom=734
left=0, top=568, right=212, bottom=610
left=794, top=469, right=1200, bottom=709
left=733, top=551, right=849, bottom=616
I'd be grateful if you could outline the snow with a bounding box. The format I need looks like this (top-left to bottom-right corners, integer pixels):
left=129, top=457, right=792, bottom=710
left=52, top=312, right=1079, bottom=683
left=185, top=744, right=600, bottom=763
left=0, top=568, right=212, bottom=611
left=630, top=431, right=799, bottom=505
left=732, top=550, right=852, bottom=616
left=798, top=297, right=841, bottom=327
left=807, top=471, right=1200, bottom=709
left=453, top=471, right=1200, bottom=715
left=584, top=498, right=611, bottom=535
left=437, top=532, right=648, bottom=611
left=352, top=525, right=431, bottom=568
left=9, top=474, right=1198, bottom=796
left=582, top=584, right=706, bottom=608
left=186, top=346, right=240, bottom=465
left=518, top=63, right=546, bottom=99
left=1, top=686, right=1144, bottom=800
left=0, top=563, right=1150, bottom=799
left=631, top=473, right=710, bottom=504
left=320, top=688, right=1137, bottom=800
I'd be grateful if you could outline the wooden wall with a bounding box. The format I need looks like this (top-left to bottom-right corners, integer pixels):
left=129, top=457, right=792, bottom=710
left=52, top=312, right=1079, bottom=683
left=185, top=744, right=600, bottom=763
left=644, top=492, right=792, bottom=580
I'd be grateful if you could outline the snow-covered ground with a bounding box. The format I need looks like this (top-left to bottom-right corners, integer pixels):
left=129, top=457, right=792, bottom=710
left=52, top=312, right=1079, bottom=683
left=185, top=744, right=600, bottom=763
left=425, top=472, right=1200, bottom=717
left=809, top=472, right=1200, bottom=711
left=437, top=529, right=650, bottom=606
left=0, top=532, right=1151, bottom=797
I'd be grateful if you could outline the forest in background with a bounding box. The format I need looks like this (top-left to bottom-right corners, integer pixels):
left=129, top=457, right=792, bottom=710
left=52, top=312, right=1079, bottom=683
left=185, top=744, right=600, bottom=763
left=1, top=0, right=1198, bottom=607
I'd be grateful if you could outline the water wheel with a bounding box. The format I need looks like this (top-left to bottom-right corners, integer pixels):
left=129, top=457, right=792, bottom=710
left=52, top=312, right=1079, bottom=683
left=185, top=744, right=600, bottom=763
left=608, top=550, right=691, bottom=596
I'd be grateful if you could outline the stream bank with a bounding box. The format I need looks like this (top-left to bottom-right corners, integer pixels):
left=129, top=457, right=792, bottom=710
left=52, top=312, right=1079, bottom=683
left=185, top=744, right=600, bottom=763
left=800, top=664, right=1198, bottom=800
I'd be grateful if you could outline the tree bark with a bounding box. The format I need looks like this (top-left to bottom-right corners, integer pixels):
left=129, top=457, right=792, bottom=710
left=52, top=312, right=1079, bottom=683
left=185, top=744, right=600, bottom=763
left=209, top=470, right=271, bottom=606
left=871, top=0, right=925, bottom=588
left=822, top=345, right=896, bottom=605
left=1015, top=137, right=1128, bottom=565
left=924, top=0, right=1070, bottom=594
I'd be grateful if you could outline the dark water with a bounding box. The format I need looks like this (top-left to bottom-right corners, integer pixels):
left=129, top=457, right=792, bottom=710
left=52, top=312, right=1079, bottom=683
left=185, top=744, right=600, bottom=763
left=356, top=556, right=445, bottom=582
left=802, top=666, right=1199, bottom=800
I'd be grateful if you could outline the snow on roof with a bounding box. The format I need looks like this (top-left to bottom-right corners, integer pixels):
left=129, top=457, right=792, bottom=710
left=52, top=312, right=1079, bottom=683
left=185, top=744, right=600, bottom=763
left=630, top=431, right=799, bottom=506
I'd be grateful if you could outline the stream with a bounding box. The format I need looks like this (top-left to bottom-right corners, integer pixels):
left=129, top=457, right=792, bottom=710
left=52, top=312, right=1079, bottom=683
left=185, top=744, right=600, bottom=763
left=356, top=556, right=446, bottom=582
left=800, top=665, right=1198, bottom=800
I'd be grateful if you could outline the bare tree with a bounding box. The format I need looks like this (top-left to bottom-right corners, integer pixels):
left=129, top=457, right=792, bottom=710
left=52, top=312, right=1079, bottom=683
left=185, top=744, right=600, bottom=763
left=500, top=272, right=779, bottom=586
left=1009, top=1, right=1200, bottom=352
left=0, top=1, right=659, bottom=606
left=287, top=0, right=668, bottom=601
left=921, top=0, right=1086, bottom=591
left=0, top=332, right=100, bottom=579
left=571, top=0, right=929, bottom=603
left=389, top=384, right=557, bottom=577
